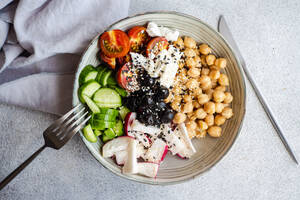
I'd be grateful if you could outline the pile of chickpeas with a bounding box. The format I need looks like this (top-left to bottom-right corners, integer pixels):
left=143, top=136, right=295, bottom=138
left=165, top=36, right=234, bottom=138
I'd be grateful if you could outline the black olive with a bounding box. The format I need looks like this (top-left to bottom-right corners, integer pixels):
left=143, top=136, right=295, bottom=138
left=143, top=95, right=154, bottom=106
left=157, top=101, right=166, bottom=110
left=157, top=86, right=169, bottom=100
left=147, top=115, right=154, bottom=125
left=160, top=110, right=175, bottom=123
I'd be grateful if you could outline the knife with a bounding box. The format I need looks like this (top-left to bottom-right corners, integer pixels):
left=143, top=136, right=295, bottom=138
left=218, top=15, right=298, bottom=164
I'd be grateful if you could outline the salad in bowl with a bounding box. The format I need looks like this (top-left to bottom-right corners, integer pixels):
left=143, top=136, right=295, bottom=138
left=76, top=21, right=234, bottom=178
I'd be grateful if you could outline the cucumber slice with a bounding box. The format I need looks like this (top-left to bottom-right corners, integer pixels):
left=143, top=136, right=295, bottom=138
left=100, top=69, right=112, bottom=86
left=82, top=95, right=100, bottom=113
left=92, top=120, right=116, bottom=130
left=104, top=128, right=116, bottom=139
left=96, top=67, right=106, bottom=83
left=94, top=113, right=118, bottom=121
left=100, top=108, right=119, bottom=116
left=93, top=88, right=122, bottom=108
left=102, top=135, right=111, bottom=143
left=107, top=73, right=117, bottom=86
left=78, top=80, right=101, bottom=103
left=113, top=120, right=124, bottom=136
left=111, top=86, right=128, bottom=97
left=94, top=130, right=102, bottom=137
left=83, top=124, right=97, bottom=143
left=119, top=106, right=130, bottom=121
left=79, top=65, right=98, bottom=86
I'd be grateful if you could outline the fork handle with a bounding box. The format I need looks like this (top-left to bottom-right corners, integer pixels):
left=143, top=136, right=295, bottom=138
left=0, top=145, right=46, bottom=190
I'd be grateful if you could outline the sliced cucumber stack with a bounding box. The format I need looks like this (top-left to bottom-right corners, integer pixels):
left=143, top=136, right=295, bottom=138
left=78, top=64, right=127, bottom=143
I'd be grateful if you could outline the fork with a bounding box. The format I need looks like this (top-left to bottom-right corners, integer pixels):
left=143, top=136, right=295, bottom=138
left=0, top=104, right=90, bottom=190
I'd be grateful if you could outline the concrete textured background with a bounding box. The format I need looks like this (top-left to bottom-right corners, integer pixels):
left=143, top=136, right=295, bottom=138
left=1, top=0, right=300, bottom=199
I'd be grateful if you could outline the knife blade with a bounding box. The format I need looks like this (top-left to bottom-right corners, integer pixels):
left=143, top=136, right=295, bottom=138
left=218, top=15, right=298, bottom=164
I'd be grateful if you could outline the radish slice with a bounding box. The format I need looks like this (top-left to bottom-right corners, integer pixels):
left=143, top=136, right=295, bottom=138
left=122, top=139, right=138, bottom=174
left=124, top=112, right=136, bottom=134
left=131, top=119, right=160, bottom=135
left=102, top=136, right=133, bottom=158
left=137, top=162, right=159, bottom=178
left=114, top=143, right=146, bottom=165
left=143, top=138, right=168, bottom=163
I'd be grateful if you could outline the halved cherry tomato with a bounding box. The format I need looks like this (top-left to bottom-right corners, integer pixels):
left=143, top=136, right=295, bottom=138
left=100, top=52, right=116, bottom=70
left=117, top=54, right=131, bottom=67
left=146, top=37, right=169, bottom=57
left=116, top=62, right=137, bottom=91
left=99, top=30, right=130, bottom=58
left=128, top=26, right=150, bottom=53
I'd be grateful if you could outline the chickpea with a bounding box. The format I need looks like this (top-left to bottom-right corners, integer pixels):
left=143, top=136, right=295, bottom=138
left=206, top=54, right=216, bottom=66
left=208, top=126, right=222, bottom=137
left=192, top=87, right=202, bottom=96
left=186, top=78, right=199, bottom=90
left=178, top=69, right=188, bottom=83
left=173, top=112, right=187, bottom=124
left=195, top=108, right=207, bottom=119
left=187, top=67, right=201, bottom=78
left=215, top=85, right=226, bottom=92
left=199, top=75, right=210, bottom=85
left=211, top=79, right=218, bottom=89
left=194, top=48, right=200, bottom=55
left=215, top=58, right=227, bottom=69
left=196, top=129, right=207, bottom=138
left=210, top=65, right=220, bottom=71
left=209, top=70, right=220, bottom=80
left=204, top=101, right=216, bottom=114
left=186, top=120, right=197, bottom=130
left=173, top=37, right=184, bottom=49
left=187, top=129, right=196, bottom=139
left=172, top=85, right=182, bottom=95
left=213, top=90, right=226, bottom=103
left=171, top=100, right=180, bottom=111
left=205, top=114, right=214, bottom=126
left=174, top=95, right=182, bottom=102
left=200, top=55, right=207, bottom=66
left=192, top=101, right=200, bottom=108
left=184, top=48, right=196, bottom=57
left=197, top=94, right=209, bottom=104
left=199, top=44, right=211, bottom=55
left=184, top=36, right=197, bottom=49
left=183, top=94, right=192, bottom=102
left=215, top=115, right=226, bottom=126
left=182, top=102, right=193, bottom=113
left=223, top=92, right=233, bottom=104
left=215, top=102, right=225, bottom=113
left=201, top=68, right=210, bottom=75
left=218, top=74, right=229, bottom=86
left=222, top=107, right=233, bottom=119
left=194, top=55, right=201, bottom=67
left=201, top=81, right=212, bottom=90
left=205, top=89, right=214, bottom=99
left=185, top=57, right=197, bottom=68
left=197, top=120, right=208, bottom=130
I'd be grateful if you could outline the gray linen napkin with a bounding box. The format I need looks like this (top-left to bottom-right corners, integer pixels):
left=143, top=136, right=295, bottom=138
left=0, top=0, right=130, bottom=115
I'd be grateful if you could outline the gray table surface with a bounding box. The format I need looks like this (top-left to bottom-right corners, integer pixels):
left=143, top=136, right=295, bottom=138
left=1, top=0, right=300, bottom=199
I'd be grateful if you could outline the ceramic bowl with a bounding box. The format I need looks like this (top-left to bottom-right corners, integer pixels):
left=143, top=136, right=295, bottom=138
left=72, top=11, right=246, bottom=185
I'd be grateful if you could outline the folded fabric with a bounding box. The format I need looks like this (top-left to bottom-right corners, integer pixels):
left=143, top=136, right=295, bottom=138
left=0, top=0, right=130, bottom=115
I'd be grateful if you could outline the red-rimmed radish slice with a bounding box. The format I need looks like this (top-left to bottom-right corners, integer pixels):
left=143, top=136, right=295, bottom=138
left=143, top=138, right=168, bottom=163
left=124, top=112, right=136, bottom=134
left=122, top=139, right=138, bottom=174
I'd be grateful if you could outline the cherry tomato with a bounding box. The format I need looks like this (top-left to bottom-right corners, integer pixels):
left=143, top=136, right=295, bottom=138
left=100, top=52, right=116, bottom=70
left=127, top=26, right=150, bottom=53
left=146, top=37, right=169, bottom=57
left=117, top=54, right=131, bottom=67
left=99, top=30, right=130, bottom=58
left=116, top=62, right=137, bottom=91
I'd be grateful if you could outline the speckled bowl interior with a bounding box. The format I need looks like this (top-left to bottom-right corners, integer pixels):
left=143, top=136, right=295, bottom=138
left=72, top=12, right=246, bottom=185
